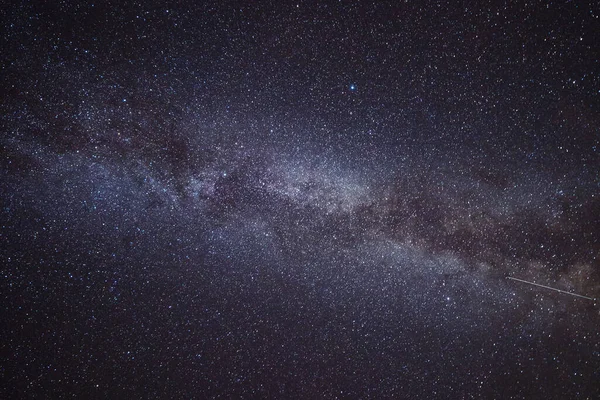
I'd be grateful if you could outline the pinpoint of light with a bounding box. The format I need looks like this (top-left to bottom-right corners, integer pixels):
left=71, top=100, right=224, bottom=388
left=507, top=276, right=596, bottom=301
left=349, top=84, right=357, bottom=91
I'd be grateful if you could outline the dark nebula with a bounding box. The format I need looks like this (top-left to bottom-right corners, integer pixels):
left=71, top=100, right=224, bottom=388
left=1, top=1, right=599, bottom=398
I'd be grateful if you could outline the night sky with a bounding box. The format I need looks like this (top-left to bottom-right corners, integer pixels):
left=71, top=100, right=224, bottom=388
left=2, top=1, right=600, bottom=398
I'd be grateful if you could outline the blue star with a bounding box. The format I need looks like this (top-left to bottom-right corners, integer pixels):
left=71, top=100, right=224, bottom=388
left=349, top=84, right=357, bottom=91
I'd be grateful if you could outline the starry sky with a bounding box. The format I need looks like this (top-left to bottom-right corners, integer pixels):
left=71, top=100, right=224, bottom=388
left=1, top=1, right=599, bottom=398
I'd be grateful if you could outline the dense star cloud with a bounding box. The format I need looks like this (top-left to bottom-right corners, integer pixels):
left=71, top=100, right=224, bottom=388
left=1, top=1, right=599, bottom=398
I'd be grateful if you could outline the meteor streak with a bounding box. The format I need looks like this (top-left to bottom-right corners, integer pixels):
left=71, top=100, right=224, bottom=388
left=508, top=276, right=596, bottom=301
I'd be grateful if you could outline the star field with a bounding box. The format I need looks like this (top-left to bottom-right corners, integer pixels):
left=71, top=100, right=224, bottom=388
left=1, top=1, right=599, bottom=399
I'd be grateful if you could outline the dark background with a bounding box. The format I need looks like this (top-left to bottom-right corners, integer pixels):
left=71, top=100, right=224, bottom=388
left=1, top=1, right=599, bottom=398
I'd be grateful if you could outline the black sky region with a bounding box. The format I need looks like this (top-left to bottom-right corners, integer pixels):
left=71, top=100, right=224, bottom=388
left=1, top=1, right=600, bottom=399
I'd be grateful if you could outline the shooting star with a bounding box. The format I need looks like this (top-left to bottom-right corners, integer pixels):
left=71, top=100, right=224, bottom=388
left=508, top=276, right=596, bottom=301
